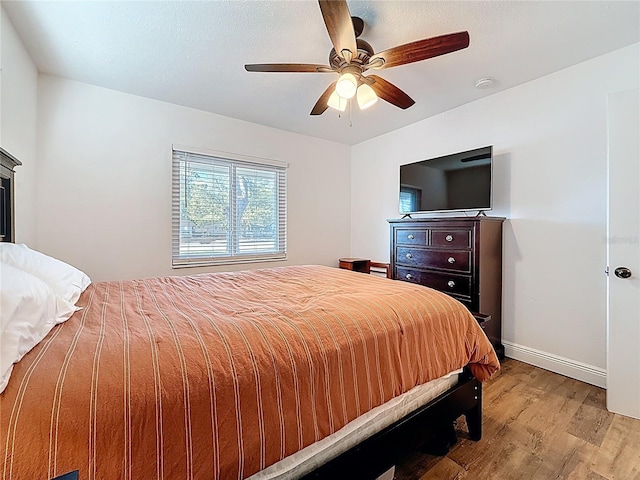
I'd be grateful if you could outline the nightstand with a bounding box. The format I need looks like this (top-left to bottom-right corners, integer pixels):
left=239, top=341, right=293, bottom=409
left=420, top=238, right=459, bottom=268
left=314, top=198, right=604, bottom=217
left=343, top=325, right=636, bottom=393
left=339, top=258, right=371, bottom=274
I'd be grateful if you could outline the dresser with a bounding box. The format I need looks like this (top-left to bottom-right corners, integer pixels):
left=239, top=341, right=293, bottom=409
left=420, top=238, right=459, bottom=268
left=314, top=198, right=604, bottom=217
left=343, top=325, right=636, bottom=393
left=388, top=217, right=504, bottom=357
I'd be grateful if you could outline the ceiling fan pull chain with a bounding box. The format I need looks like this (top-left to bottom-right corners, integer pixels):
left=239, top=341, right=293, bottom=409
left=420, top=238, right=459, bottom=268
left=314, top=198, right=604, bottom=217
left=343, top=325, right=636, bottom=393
left=349, top=98, right=353, bottom=127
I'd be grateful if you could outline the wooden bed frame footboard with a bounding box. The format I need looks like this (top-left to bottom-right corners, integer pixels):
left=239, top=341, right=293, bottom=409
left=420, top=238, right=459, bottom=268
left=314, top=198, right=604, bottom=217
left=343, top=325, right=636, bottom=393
left=302, top=369, right=482, bottom=480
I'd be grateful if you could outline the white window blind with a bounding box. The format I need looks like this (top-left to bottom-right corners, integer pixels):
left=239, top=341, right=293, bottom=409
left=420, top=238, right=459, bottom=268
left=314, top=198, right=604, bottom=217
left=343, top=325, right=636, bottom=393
left=172, top=149, right=287, bottom=267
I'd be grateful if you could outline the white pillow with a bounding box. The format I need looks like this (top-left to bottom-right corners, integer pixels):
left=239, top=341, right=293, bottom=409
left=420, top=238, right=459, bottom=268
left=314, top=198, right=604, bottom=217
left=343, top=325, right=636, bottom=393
left=0, top=262, right=78, bottom=393
left=0, top=243, right=90, bottom=305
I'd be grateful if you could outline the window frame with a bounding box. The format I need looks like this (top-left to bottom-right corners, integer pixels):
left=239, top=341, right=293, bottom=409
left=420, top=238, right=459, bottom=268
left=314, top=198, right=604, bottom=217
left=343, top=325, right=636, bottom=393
left=171, top=145, right=287, bottom=268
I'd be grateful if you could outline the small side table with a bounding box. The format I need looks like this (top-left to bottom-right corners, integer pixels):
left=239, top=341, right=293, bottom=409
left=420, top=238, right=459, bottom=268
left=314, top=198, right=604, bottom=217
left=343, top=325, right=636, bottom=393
left=339, top=258, right=371, bottom=274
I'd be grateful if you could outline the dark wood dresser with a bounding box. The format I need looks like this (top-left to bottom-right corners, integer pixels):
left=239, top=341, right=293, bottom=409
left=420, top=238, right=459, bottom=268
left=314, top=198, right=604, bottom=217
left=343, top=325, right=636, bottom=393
left=388, top=217, right=504, bottom=357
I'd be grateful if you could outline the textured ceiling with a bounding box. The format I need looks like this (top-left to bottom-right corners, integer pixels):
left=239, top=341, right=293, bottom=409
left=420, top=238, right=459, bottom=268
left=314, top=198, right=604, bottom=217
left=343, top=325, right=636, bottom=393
left=3, top=1, right=639, bottom=146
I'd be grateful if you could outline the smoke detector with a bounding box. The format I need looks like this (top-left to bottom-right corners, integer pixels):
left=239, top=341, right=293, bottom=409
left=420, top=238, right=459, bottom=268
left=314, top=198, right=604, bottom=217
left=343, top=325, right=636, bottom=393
left=475, top=77, right=496, bottom=89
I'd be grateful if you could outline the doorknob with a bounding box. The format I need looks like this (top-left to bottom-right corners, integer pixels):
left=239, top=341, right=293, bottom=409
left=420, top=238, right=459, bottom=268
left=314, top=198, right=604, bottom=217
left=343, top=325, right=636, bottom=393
left=614, top=267, right=632, bottom=279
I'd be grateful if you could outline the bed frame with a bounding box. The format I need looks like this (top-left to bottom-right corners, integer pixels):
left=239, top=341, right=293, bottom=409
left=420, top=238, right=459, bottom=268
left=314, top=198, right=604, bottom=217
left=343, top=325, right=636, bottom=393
left=301, top=369, right=481, bottom=479
left=1, top=149, right=483, bottom=480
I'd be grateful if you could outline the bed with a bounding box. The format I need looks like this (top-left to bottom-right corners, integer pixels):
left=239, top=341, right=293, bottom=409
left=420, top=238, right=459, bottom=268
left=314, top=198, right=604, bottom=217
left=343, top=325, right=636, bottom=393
left=0, top=153, right=499, bottom=480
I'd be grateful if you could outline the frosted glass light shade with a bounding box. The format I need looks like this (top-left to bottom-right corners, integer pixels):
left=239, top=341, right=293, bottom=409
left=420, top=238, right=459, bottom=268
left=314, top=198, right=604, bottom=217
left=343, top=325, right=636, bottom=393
left=335, top=73, right=357, bottom=99
left=327, top=90, right=347, bottom=111
left=357, top=84, right=378, bottom=110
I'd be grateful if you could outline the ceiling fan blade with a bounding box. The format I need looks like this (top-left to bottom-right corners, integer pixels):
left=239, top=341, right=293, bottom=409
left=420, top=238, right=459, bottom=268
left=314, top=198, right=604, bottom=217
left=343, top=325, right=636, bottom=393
left=367, top=75, right=415, bottom=109
left=371, top=31, right=470, bottom=69
left=318, top=0, right=357, bottom=60
left=245, top=63, right=334, bottom=73
left=310, top=81, right=337, bottom=116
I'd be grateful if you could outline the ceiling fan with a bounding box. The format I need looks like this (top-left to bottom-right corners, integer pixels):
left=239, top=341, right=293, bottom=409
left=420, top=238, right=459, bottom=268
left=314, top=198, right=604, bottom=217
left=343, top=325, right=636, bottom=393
left=244, top=0, right=470, bottom=116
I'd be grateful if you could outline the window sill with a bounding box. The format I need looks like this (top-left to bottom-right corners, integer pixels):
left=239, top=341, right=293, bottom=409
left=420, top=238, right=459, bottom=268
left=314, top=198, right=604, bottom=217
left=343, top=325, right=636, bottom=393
left=172, top=254, right=287, bottom=269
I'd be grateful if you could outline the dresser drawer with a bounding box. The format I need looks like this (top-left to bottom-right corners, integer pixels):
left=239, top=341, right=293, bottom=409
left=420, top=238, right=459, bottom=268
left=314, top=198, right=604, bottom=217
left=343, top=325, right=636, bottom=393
left=396, top=248, right=471, bottom=273
left=396, top=267, right=472, bottom=297
left=395, top=229, right=427, bottom=245
left=431, top=229, right=472, bottom=248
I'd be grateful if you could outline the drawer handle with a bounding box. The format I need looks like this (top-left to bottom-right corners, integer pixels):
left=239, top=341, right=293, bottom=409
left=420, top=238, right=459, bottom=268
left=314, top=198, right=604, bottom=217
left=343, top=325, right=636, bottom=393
left=406, top=253, right=413, bottom=259
left=447, top=280, right=456, bottom=288
left=448, top=257, right=455, bottom=264
left=445, top=235, right=454, bottom=242
left=407, top=234, right=415, bottom=240
left=406, top=273, right=413, bottom=280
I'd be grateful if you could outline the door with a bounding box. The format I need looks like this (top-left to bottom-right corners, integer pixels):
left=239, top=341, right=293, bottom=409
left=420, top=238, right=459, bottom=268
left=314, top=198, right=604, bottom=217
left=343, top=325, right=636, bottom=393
left=607, top=89, right=640, bottom=419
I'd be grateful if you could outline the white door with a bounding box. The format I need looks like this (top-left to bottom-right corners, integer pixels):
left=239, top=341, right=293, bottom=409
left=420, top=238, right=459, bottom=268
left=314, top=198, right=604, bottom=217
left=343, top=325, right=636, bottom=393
left=607, top=89, right=640, bottom=419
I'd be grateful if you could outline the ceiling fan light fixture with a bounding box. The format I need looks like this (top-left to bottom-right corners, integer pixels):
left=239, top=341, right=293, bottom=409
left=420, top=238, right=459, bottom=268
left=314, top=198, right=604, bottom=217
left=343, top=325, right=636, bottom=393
left=336, top=73, right=358, bottom=99
left=246, top=3, right=469, bottom=116
left=356, top=83, right=378, bottom=110
left=327, top=90, right=347, bottom=111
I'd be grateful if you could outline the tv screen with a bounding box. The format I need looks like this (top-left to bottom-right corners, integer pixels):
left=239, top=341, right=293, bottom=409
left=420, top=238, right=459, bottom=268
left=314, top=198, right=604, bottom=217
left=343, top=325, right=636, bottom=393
left=399, top=146, right=492, bottom=214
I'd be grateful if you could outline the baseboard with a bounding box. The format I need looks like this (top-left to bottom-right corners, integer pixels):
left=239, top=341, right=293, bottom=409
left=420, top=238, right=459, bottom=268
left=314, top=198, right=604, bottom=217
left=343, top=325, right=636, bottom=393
left=503, top=341, right=606, bottom=388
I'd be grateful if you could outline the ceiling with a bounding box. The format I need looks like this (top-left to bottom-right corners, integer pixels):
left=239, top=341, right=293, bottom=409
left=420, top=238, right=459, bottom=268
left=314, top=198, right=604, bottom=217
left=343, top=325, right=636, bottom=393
left=3, top=1, right=639, bottom=146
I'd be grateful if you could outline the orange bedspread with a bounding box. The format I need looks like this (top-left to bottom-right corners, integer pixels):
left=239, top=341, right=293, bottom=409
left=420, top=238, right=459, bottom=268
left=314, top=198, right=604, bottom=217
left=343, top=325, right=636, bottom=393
left=1, top=265, right=498, bottom=480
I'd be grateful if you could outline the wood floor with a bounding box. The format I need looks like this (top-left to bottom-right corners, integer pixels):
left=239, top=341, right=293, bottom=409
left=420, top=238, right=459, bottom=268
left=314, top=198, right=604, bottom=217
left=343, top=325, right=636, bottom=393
left=395, top=359, right=640, bottom=480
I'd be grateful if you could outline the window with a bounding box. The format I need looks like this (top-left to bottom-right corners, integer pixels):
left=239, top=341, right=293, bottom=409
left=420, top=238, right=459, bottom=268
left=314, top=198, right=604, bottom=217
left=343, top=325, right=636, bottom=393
left=172, top=148, right=287, bottom=267
left=399, top=185, right=422, bottom=213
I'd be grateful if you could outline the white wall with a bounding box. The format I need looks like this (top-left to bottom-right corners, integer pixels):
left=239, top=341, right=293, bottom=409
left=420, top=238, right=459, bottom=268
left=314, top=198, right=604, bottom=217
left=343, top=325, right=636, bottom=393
left=351, top=44, right=640, bottom=386
left=36, top=75, right=351, bottom=281
left=0, top=7, right=38, bottom=246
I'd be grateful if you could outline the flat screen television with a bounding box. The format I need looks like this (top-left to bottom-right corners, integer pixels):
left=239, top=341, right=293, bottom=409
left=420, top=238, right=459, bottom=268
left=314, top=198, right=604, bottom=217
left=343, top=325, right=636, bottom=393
left=399, top=146, right=492, bottom=214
